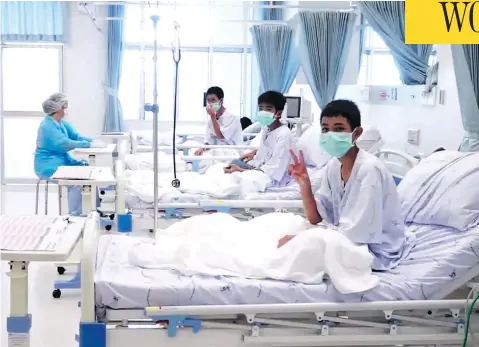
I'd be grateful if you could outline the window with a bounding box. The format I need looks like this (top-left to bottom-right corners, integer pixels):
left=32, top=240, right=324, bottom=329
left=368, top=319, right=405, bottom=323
left=211, top=52, right=244, bottom=116
left=358, top=27, right=401, bottom=85
left=3, top=117, right=43, bottom=179
left=120, top=1, right=253, bottom=123
left=1, top=45, right=63, bottom=183
left=2, top=46, right=62, bottom=112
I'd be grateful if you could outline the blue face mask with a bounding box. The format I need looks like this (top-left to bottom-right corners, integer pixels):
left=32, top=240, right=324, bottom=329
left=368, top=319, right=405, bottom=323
left=255, top=110, right=275, bottom=127
left=320, top=131, right=356, bottom=158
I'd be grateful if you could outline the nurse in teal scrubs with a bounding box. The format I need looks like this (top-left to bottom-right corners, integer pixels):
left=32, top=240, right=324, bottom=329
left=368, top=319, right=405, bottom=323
left=34, top=93, right=92, bottom=215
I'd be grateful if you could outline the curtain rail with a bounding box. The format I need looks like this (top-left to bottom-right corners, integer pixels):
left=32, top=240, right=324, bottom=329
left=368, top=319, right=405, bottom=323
left=85, top=1, right=356, bottom=10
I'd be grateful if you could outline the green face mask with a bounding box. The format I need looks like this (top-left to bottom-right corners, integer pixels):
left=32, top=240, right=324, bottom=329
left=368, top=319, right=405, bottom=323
left=255, top=110, right=275, bottom=127
left=320, top=131, right=355, bottom=158
left=209, top=102, right=221, bottom=112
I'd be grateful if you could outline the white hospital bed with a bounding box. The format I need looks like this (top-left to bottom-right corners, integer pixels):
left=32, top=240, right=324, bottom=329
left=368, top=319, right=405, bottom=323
left=76, top=150, right=479, bottom=346
left=77, top=219, right=479, bottom=347
left=117, top=150, right=416, bottom=218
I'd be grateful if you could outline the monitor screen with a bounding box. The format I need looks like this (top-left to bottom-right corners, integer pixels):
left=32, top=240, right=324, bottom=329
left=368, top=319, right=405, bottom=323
left=285, top=96, right=301, bottom=118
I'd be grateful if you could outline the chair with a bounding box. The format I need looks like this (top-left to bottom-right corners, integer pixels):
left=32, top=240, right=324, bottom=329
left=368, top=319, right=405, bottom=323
left=35, top=178, right=63, bottom=215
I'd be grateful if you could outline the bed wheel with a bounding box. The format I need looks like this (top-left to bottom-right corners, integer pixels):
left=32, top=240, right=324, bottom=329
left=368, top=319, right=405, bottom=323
left=99, top=212, right=107, bottom=218
left=57, top=266, right=66, bottom=275
left=149, top=229, right=154, bottom=233
left=105, top=225, right=112, bottom=231
left=52, top=289, right=62, bottom=299
left=109, top=214, right=115, bottom=220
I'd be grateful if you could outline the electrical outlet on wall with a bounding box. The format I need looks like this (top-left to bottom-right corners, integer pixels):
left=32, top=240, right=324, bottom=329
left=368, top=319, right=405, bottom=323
left=407, top=128, right=420, bottom=145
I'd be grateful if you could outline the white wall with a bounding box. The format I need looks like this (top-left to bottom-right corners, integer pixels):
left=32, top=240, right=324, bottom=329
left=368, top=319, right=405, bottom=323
left=63, top=2, right=107, bottom=136
left=352, top=45, right=462, bottom=156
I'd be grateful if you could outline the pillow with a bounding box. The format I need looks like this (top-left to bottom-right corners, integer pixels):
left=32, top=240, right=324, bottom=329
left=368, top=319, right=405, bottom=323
left=296, top=125, right=331, bottom=168
left=398, top=151, right=479, bottom=231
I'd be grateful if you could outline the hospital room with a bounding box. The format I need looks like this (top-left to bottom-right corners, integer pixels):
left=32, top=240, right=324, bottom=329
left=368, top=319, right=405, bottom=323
left=1, top=0, right=479, bottom=346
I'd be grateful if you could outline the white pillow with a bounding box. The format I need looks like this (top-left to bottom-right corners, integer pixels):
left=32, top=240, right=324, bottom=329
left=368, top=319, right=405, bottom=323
left=296, top=126, right=330, bottom=168
left=398, top=151, right=479, bottom=231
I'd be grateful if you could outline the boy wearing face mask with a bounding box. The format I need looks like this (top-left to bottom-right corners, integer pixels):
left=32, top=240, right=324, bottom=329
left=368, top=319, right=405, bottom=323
left=278, top=99, right=415, bottom=271
left=224, top=91, right=293, bottom=188
left=195, top=86, right=243, bottom=156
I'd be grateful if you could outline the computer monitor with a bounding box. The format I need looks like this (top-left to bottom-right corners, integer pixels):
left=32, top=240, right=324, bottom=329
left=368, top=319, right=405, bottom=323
left=285, top=96, right=302, bottom=119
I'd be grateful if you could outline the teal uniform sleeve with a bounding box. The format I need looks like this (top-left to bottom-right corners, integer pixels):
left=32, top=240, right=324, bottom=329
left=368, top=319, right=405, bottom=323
left=63, top=120, right=93, bottom=142
left=43, top=121, right=91, bottom=153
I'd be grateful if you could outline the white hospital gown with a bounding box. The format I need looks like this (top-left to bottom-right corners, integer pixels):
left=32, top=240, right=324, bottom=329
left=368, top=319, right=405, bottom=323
left=248, top=125, right=293, bottom=187
left=314, top=150, right=415, bottom=271
left=204, top=110, right=244, bottom=145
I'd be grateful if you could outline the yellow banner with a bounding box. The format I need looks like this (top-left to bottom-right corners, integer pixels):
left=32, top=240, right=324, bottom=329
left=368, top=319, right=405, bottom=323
left=405, top=0, right=479, bottom=44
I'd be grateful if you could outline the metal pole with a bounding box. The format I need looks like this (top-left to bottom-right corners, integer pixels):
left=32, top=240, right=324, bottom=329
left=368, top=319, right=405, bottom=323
left=151, top=15, right=160, bottom=233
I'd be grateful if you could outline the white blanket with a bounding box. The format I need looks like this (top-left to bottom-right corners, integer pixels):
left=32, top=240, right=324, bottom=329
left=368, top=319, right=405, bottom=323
left=124, top=163, right=271, bottom=202
left=129, top=213, right=379, bottom=294
left=125, top=152, right=189, bottom=171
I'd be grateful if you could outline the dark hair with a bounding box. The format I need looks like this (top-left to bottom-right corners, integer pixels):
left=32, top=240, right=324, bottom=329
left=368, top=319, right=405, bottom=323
left=320, top=99, right=361, bottom=129
left=240, top=117, right=253, bottom=130
left=258, top=91, right=286, bottom=111
left=206, top=86, right=224, bottom=100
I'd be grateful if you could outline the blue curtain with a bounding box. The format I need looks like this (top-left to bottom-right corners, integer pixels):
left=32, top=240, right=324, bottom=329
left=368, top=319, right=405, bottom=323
left=357, top=13, right=366, bottom=81
left=250, top=25, right=300, bottom=93
left=359, top=1, right=432, bottom=85
left=0, top=1, right=66, bottom=42
left=451, top=45, right=479, bottom=152
left=260, top=1, right=283, bottom=21
left=298, top=11, right=357, bottom=110
left=249, top=2, right=285, bottom=118
left=104, top=5, right=125, bottom=133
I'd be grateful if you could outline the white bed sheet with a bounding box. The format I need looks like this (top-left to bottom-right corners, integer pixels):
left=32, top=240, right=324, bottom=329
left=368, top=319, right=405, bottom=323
left=95, top=224, right=479, bottom=309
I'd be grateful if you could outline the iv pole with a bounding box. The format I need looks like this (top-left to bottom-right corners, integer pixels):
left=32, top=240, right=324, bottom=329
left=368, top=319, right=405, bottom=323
left=146, top=15, right=181, bottom=233
left=149, top=14, right=160, bottom=232
left=171, top=21, right=181, bottom=189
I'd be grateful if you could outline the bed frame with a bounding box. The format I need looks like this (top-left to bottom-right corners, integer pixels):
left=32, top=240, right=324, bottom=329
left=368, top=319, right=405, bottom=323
left=78, top=221, right=479, bottom=347
left=376, top=149, right=419, bottom=184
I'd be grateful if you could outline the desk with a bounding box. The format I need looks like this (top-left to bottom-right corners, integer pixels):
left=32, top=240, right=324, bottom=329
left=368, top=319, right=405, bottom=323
left=72, top=143, right=117, bottom=167
left=1, top=213, right=99, bottom=347
left=99, top=132, right=130, bottom=160
left=54, top=166, right=117, bottom=216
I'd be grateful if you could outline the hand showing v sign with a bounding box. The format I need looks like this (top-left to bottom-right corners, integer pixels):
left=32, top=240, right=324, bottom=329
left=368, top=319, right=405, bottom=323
left=289, top=150, right=309, bottom=184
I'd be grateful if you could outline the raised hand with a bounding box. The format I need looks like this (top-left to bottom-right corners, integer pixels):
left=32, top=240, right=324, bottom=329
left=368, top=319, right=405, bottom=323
left=206, top=105, right=216, bottom=118
left=289, top=150, right=309, bottom=184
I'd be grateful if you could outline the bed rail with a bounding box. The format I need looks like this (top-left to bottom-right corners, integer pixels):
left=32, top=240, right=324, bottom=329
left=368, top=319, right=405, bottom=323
left=80, top=212, right=101, bottom=323
left=198, top=200, right=303, bottom=209
left=377, top=149, right=419, bottom=181
left=144, top=299, right=473, bottom=317
left=182, top=155, right=240, bottom=162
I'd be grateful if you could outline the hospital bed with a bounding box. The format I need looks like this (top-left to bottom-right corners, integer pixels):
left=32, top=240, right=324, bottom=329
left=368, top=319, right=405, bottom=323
left=75, top=150, right=479, bottom=346
left=117, top=148, right=419, bottom=231
left=130, top=129, right=203, bottom=154
left=77, top=217, right=479, bottom=347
